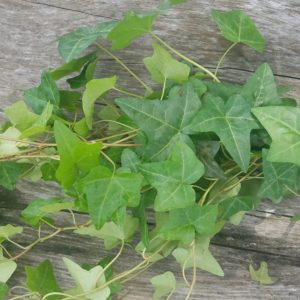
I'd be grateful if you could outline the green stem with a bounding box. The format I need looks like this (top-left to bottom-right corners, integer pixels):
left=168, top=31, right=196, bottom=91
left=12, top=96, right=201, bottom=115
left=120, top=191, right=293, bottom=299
left=160, top=78, right=167, bottom=100
left=94, top=42, right=152, bottom=93
left=214, top=42, right=238, bottom=77
left=150, top=32, right=220, bottom=83
left=113, top=87, right=143, bottom=99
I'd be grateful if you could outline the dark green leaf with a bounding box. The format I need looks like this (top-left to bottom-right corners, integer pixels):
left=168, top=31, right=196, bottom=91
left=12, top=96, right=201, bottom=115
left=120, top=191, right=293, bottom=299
left=212, top=9, right=266, bottom=52
left=0, top=282, right=8, bottom=300
left=108, top=11, right=158, bottom=49
left=59, top=90, right=81, bottom=112
left=185, top=94, right=258, bottom=171
left=252, top=106, right=300, bottom=166
left=205, top=81, right=241, bottom=99
left=25, top=260, right=62, bottom=299
left=140, top=142, right=204, bottom=211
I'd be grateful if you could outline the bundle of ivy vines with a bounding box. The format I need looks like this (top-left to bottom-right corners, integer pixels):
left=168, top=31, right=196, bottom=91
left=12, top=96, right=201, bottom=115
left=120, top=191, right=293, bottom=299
left=0, top=0, right=300, bottom=299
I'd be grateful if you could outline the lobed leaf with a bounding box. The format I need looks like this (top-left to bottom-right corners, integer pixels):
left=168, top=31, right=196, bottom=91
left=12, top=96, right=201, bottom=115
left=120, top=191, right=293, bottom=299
left=150, top=271, right=176, bottom=299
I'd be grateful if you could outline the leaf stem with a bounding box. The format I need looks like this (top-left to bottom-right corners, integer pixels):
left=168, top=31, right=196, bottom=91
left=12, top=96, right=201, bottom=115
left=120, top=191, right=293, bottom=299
left=160, top=78, right=167, bottom=100
left=94, top=42, right=152, bottom=93
left=113, top=87, right=144, bottom=99
left=150, top=32, right=220, bottom=83
left=185, top=240, right=196, bottom=300
left=214, top=42, right=238, bottom=77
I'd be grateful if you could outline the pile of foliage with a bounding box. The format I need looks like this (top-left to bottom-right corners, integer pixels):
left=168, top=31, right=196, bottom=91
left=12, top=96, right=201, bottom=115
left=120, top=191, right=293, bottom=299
left=0, top=0, right=299, bottom=299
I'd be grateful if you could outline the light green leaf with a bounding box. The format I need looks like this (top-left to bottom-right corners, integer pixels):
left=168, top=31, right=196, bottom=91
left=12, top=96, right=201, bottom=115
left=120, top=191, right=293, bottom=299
left=144, top=43, right=190, bottom=84
left=159, top=0, right=187, bottom=10
left=258, top=149, right=299, bottom=203
left=249, top=261, right=277, bottom=285
left=51, top=51, right=97, bottom=80
left=0, top=282, right=8, bottom=300
left=59, top=21, right=118, bottom=62
left=0, top=224, right=23, bottom=243
left=0, top=250, right=17, bottom=282
left=241, top=63, right=282, bottom=107
left=0, top=162, right=30, bottom=190
left=21, top=198, right=74, bottom=227
left=291, top=215, right=300, bottom=222
left=78, top=166, right=143, bottom=229
left=140, top=142, right=204, bottom=211
left=54, top=121, right=102, bottom=188
left=63, top=257, right=110, bottom=300
left=252, top=106, right=300, bottom=166
left=82, top=76, right=117, bottom=129
left=5, top=101, right=38, bottom=131
left=24, top=71, right=60, bottom=114
left=116, top=80, right=201, bottom=161
left=185, top=94, right=258, bottom=171
left=160, top=205, right=218, bottom=242
left=108, top=11, right=158, bottom=49
left=218, top=196, right=257, bottom=220
left=211, top=9, right=266, bottom=52
left=0, top=127, right=21, bottom=157
left=25, top=260, right=61, bottom=299
left=172, top=235, right=224, bottom=276
left=150, top=271, right=176, bottom=300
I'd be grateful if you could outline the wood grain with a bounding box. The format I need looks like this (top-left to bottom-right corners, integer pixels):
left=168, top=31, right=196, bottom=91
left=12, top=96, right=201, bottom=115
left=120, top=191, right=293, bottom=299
left=1, top=0, right=300, bottom=299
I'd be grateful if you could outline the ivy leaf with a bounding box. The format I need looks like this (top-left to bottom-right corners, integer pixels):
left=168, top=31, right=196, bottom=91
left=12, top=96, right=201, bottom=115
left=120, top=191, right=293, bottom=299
left=0, top=127, right=21, bottom=157
left=78, top=166, right=143, bottom=229
left=21, top=198, right=74, bottom=227
left=218, top=196, right=257, bottom=220
left=150, top=271, right=176, bottom=300
left=0, top=250, right=17, bottom=282
left=241, top=63, right=282, bottom=107
left=172, top=236, right=224, bottom=276
left=140, top=142, right=204, bottom=211
left=121, top=148, right=141, bottom=173
left=54, top=121, right=102, bottom=188
left=25, top=260, right=62, bottom=300
left=0, top=224, right=23, bottom=243
left=63, top=257, right=110, bottom=300
left=291, top=215, right=300, bottom=222
left=144, top=43, right=190, bottom=84
left=205, top=81, right=242, bottom=99
left=117, top=80, right=201, bottom=161
left=24, top=71, right=60, bottom=114
left=51, top=51, right=97, bottom=80
left=58, top=21, right=118, bottom=62
left=258, top=149, right=299, bottom=203
left=0, top=162, right=30, bottom=190
left=108, top=11, right=158, bottom=49
left=211, top=9, right=266, bottom=52
left=0, top=282, right=8, bottom=300
left=159, top=0, right=187, bottom=11
left=186, top=94, right=258, bottom=171
left=82, top=76, right=117, bottom=129
left=249, top=261, right=277, bottom=285
left=160, top=205, right=218, bottom=242
left=59, top=90, right=82, bottom=112
left=252, top=106, right=300, bottom=166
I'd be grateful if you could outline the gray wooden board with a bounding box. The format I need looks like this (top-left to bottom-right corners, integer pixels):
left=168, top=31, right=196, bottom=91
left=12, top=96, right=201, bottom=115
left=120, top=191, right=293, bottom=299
left=0, top=0, right=300, bottom=299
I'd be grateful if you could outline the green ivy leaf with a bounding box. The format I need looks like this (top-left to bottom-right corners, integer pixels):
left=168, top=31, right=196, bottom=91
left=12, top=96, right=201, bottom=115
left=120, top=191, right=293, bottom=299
left=241, top=63, right=282, bottom=107
left=258, top=149, right=299, bottom=203
left=58, top=21, right=118, bottom=62
left=249, top=261, right=277, bottom=285
left=51, top=51, right=97, bottom=80
left=205, top=81, right=242, bottom=99
left=172, top=235, right=224, bottom=276
left=211, top=9, right=266, bottom=52
left=0, top=224, right=23, bottom=243
left=59, top=90, right=82, bottom=112
left=0, top=127, right=21, bottom=157
left=252, top=106, right=300, bottom=166
left=291, top=215, right=300, bottom=222
left=160, top=205, right=218, bottom=242
left=117, top=80, right=201, bottom=161
left=78, top=166, right=143, bottom=229
left=186, top=94, right=258, bottom=171
left=63, top=257, right=110, bottom=300
left=0, top=282, right=8, bottom=300
left=24, top=71, right=60, bottom=114
left=159, top=0, right=187, bottom=11
left=108, top=11, right=158, bottom=49
left=140, top=142, right=204, bottom=211
left=150, top=271, right=176, bottom=299
left=0, top=250, right=17, bottom=283
left=82, top=76, right=117, bottom=129
left=144, top=43, right=190, bottom=84
left=25, top=260, right=61, bottom=299
left=218, top=196, right=257, bottom=220
left=0, top=162, right=30, bottom=190
left=21, top=198, right=74, bottom=227
left=54, top=121, right=102, bottom=188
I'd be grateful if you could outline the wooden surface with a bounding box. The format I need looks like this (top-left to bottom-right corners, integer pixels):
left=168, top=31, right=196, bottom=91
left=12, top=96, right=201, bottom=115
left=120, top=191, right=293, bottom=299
left=0, top=0, right=300, bottom=299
